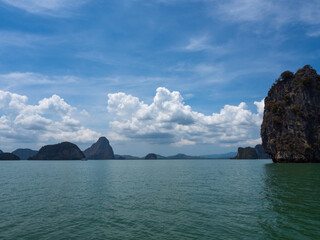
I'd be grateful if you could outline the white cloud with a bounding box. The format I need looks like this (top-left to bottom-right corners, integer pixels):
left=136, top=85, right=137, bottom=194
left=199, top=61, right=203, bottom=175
left=184, top=36, right=211, bottom=51
left=173, top=138, right=196, bottom=147
left=182, top=35, right=228, bottom=54
left=107, top=87, right=264, bottom=146
left=0, top=72, right=77, bottom=89
left=216, top=0, right=273, bottom=23
left=307, top=29, right=320, bottom=37
left=1, top=0, right=89, bottom=16
left=215, top=0, right=320, bottom=27
left=0, top=31, right=48, bottom=48
left=0, top=90, right=100, bottom=147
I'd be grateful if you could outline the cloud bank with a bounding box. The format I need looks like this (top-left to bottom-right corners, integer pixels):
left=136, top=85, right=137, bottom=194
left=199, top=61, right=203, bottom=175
left=0, top=90, right=99, bottom=148
left=107, top=87, right=263, bottom=146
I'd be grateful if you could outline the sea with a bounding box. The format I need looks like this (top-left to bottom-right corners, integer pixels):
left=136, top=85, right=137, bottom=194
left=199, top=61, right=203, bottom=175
left=0, top=159, right=319, bottom=240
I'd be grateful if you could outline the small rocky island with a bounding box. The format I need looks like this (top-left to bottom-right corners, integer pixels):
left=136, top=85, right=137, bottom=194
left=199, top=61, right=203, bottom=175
left=261, top=65, right=320, bottom=163
left=84, top=137, right=115, bottom=159
left=233, top=144, right=270, bottom=159
left=29, top=142, right=85, bottom=160
left=0, top=153, right=20, bottom=160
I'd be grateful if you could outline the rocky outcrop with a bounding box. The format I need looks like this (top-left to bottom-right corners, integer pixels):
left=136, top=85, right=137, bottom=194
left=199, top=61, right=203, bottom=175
left=12, top=148, right=38, bottom=160
left=233, top=144, right=270, bottom=159
left=261, top=65, right=320, bottom=163
left=29, top=142, right=85, bottom=160
left=0, top=149, right=2, bottom=154
left=233, top=147, right=258, bottom=159
left=145, top=153, right=157, bottom=159
left=0, top=153, right=20, bottom=160
left=84, top=137, right=114, bottom=159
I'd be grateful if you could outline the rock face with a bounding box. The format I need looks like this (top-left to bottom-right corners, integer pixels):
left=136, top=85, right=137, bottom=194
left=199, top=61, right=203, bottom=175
left=0, top=153, right=20, bottom=160
left=84, top=137, right=115, bottom=159
left=12, top=148, right=38, bottom=160
left=29, top=142, right=85, bottom=160
left=233, top=144, right=270, bottom=159
left=0, top=150, right=2, bottom=154
left=145, top=153, right=157, bottom=159
left=261, top=65, right=320, bottom=163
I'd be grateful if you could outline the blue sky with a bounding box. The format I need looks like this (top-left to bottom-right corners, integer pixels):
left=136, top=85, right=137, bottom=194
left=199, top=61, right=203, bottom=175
left=0, top=0, right=320, bottom=156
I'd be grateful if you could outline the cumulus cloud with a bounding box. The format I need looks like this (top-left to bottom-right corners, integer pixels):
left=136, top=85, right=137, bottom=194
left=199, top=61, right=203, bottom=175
left=0, top=90, right=99, bottom=147
left=107, top=87, right=264, bottom=146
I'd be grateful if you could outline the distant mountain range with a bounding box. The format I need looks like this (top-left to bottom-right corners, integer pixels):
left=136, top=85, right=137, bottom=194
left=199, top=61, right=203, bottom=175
left=12, top=148, right=38, bottom=160
left=199, top=152, right=238, bottom=159
left=115, top=152, right=238, bottom=160
left=0, top=137, right=268, bottom=160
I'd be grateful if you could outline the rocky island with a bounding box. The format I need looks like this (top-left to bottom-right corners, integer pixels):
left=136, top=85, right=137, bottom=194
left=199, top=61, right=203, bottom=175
left=261, top=65, right=320, bottom=163
left=145, top=153, right=157, bottom=159
left=0, top=153, right=20, bottom=160
left=233, top=144, right=270, bottom=159
left=84, top=137, right=115, bottom=159
left=29, top=142, right=85, bottom=160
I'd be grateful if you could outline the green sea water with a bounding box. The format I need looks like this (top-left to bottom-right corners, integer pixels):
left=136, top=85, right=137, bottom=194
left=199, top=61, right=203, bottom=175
left=0, top=160, right=319, bottom=239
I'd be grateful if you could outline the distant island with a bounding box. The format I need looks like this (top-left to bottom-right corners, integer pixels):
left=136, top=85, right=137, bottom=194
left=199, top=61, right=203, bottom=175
left=0, top=152, right=20, bottom=160
left=0, top=138, right=261, bottom=161
left=0, top=135, right=270, bottom=161
left=233, top=144, right=270, bottom=159
left=12, top=149, right=38, bottom=160
left=29, top=142, right=85, bottom=160
left=84, top=137, right=115, bottom=159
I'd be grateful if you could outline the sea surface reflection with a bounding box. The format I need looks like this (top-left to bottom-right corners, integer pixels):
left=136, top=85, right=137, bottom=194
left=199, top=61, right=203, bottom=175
left=262, top=164, right=320, bottom=240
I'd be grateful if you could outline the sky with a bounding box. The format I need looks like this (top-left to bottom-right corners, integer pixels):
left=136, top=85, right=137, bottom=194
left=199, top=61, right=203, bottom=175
left=0, top=0, right=320, bottom=156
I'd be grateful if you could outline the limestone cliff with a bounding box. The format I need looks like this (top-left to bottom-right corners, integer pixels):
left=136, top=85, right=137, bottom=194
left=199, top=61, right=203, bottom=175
left=233, top=144, right=270, bottom=159
left=261, top=65, right=320, bottom=163
left=84, top=137, right=115, bottom=159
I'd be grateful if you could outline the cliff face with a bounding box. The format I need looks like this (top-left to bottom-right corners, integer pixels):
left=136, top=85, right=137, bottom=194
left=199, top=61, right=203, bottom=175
left=233, top=144, right=270, bottom=159
left=12, top=148, right=38, bottom=160
left=30, top=142, right=85, bottom=160
left=84, top=137, right=115, bottom=159
left=261, top=65, right=320, bottom=163
left=0, top=153, right=20, bottom=160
